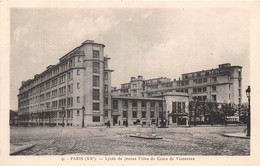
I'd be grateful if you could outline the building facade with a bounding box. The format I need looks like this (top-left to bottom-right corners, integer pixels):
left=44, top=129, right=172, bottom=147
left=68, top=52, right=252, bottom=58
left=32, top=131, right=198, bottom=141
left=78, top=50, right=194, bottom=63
left=17, top=39, right=242, bottom=126
left=112, top=63, right=242, bottom=124
left=18, top=40, right=113, bottom=127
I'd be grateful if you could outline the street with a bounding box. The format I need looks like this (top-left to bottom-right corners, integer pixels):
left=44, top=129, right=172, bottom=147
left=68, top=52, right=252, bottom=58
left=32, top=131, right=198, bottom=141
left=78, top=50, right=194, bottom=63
left=10, top=125, right=250, bottom=155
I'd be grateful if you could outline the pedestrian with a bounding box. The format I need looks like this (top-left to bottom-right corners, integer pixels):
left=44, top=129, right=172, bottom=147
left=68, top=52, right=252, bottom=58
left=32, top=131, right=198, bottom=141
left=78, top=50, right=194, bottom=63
left=107, top=120, right=111, bottom=128
left=119, top=120, right=120, bottom=126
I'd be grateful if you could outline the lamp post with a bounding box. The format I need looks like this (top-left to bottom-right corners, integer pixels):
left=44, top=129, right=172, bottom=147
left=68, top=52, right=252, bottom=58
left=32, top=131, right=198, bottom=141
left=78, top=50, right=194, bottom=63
left=246, top=86, right=250, bottom=137
left=160, top=91, right=165, bottom=128
left=82, top=106, right=85, bottom=128
left=194, top=98, right=197, bottom=126
left=167, top=111, right=170, bottom=125
left=126, top=110, right=128, bottom=127
left=62, top=107, right=65, bottom=127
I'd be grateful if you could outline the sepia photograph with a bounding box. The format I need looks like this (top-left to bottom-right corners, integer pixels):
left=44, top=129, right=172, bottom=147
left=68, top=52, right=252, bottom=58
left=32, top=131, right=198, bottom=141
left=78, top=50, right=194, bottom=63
left=9, top=7, right=251, bottom=156
left=1, top=1, right=260, bottom=166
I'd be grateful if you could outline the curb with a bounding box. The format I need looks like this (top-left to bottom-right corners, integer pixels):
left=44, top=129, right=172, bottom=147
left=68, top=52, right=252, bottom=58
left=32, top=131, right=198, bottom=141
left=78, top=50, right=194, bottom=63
left=129, top=134, right=163, bottom=139
left=10, top=144, right=34, bottom=155
left=221, top=133, right=250, bottom=139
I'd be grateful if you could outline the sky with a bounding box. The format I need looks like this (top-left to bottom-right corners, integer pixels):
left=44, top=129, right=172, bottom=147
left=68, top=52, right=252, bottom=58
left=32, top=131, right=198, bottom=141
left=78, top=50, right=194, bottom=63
left=10, top=8, right=250, bottom=110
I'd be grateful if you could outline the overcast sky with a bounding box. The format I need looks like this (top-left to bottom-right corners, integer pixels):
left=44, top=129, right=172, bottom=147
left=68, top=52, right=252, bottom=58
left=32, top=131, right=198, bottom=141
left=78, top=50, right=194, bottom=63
left=10, top=8, right=250, bottom=110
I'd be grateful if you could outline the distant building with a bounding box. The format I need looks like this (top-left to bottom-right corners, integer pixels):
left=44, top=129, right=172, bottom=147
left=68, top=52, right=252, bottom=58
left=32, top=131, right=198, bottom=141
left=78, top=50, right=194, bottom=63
left=10, top=110, right=18, bottom=126
left=112, top=63, right=242, bottom=125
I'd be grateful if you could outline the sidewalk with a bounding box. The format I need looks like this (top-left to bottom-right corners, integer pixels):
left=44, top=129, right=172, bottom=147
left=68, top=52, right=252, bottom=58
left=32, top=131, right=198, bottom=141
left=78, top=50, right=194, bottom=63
left=10, top=143, right=34, bottom=155
left=222, top=132, right=250, bottom=139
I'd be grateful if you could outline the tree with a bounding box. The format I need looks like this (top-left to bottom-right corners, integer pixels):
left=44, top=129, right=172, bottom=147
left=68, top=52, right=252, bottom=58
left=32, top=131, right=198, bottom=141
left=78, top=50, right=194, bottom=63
left=219, top=103, right=237, bottom=126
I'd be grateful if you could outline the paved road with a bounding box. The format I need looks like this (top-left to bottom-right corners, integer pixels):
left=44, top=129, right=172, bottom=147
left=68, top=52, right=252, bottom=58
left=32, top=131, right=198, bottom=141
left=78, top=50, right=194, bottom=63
left=10, top=125, right=250, bottom=155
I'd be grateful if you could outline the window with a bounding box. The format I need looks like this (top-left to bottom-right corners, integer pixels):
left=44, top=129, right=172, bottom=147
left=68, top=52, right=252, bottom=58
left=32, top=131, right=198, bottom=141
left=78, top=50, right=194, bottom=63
left=105, top=98, right=108, bottom=106
left=182, top=102, right=186, bottom=112
left=105, top=72, right=108, bottom=80
left=123, top=111, right=127, bottom=118
left=113, top=100, right=118, bottom=109
left=77, top=96, right=80, bottom=103
left=68, top=97, right=73, bottom=107
left=77, top=83, right=80, bottom=89
left=58, top=99, right=66, bottom=107
left=68, top=71, right=73, bottom=81
left=212, top=95, right=216, bottom=101
left=78, top=57, right=81, bottom=62
left=93, top=76, right=100, bottom=87
left=104, top=85, right=108, bottom=92
left=238, top=89, right=241, bottom=97
left=150, top=101, right=155, bottom=108
left=172, top=102, right=176, bottom=113
left=52, top=78, right=57, bottom=87
left=212, top=77, right=217, bottom=82
left=93, top=62, right=100, bottom=73
left=59, top=74, right=66, bottom=84
left=45, top=92, right=51, bottom=100
left=59, top=86, right=66, bottom=96
left=193, top=88, right=197, bottom=93
left=123, top=100, right=128, bottom=108
left=212, top=86, right=216, bottom=91
left=68, top=84, right=73, bottom=93
left=203, top=87, right=207, bottom=92
left=239, top=80, right=241, bottom=87
left=133, top=90, right=137, bottom=96
left=93, top=89, right=99, bottom=100
left=104, top=60, right=108, bottom=68
left=202, top=96, right=207, bottom=101
left=93, top=116, right=100, bottom=122
left=150, top=111, right=155, bottom=118
left=52, top=101, right=57, bottom=108
left=238, top=71, right=241, bottom=77
left=104, top=110, right=108, bottom=117
left=93, top=103, right=99, bottom=110
left=132, top=100, right=137, bottom=107
left=185, top=89, right=188, bottom=93
left=52, top=89, right=58, bottom=98
left=141, top=101, right=146, bottom=107
left=133, top=84, right=137, bottom=88
left=133, top=111, right=137, bottom=118
left=142, top=111, right=146, bottom=118
left=77, top=110, right=80, bottom=115
left=77, top=70, right=80, bottom=75
left=93, top=50, right=100, bottom=59
left=45, top=82, right=50, bottom=90
left=177, top=102, right=181, bottom=113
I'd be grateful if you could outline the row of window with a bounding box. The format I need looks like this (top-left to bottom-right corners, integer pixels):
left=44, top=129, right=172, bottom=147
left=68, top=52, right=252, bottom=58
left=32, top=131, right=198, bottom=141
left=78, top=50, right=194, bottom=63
left=20, top=60, right=103, bottom=100
left=172, top=102, right=186, bottom=113
left=113, top=100, right=158, bottom=109
left=193, top=87, right=207, bottom=93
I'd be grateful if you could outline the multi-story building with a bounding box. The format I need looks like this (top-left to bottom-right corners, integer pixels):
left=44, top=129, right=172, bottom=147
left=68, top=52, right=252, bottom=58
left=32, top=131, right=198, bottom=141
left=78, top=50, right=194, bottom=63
left=18, top=39, right=242, bottom=126
left=112, top=63, right=242, bottom=125
left=18, top=40, right=113, bottom=126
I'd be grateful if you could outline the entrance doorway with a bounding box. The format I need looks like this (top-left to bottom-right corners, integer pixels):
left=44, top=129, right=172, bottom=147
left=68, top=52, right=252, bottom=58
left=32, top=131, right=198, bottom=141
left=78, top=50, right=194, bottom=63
left=113, top=116, right=118, bottom=126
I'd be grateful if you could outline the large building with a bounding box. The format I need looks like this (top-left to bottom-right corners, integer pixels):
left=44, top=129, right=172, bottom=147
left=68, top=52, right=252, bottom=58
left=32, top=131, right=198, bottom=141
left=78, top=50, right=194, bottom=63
left=111, top=63, right=242, bottom=125
left=18, top=40, right=113, bottom=126
left=112, top=63, right=242, bottom=106
left=18, top=40, right=242, bottom=126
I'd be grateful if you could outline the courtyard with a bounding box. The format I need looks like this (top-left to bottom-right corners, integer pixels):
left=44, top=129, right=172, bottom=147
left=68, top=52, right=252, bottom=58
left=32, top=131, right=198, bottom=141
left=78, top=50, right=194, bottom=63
left=10, top=125, right=249, bottom=156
